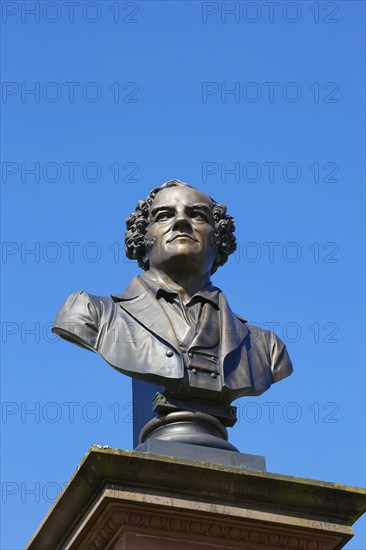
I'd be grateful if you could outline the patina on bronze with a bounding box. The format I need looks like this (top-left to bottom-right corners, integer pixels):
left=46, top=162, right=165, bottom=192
left=52, top=180, right=293, bottom=451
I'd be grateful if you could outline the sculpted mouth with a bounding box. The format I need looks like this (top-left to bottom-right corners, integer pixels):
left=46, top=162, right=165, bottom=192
left=168, top=235, right=198, bottom=243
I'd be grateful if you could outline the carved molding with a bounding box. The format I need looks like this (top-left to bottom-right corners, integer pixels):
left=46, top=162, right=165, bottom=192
left=85, top=503, right=340, bottom=550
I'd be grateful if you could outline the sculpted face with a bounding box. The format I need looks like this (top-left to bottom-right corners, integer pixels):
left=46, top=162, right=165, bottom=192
left=144, top=186, right=217, bottom=276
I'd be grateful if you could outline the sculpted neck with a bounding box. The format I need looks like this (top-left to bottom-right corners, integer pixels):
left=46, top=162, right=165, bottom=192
left=147, top=267, right=211, bottom=300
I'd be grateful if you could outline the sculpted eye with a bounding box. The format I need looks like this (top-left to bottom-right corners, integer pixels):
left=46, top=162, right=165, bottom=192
left=191, top=210, right=207, bottom=220
left=155, top=211, right=172, bottom=221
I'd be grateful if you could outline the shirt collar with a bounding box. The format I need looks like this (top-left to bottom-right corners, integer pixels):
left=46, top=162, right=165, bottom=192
left=139, top=271, right=220, bottom=309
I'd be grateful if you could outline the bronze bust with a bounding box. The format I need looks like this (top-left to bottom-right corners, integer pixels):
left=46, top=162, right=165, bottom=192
left=52, top=180, right=293, bottom=450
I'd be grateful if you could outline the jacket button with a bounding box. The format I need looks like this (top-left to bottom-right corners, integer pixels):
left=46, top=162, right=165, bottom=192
left=211, top=373, right=217, bottom=379
left=188, top=352, right=193, bottom=358
left=166, top=349, right=173, bottom=357
left=191, top=368, right=197, bottom=374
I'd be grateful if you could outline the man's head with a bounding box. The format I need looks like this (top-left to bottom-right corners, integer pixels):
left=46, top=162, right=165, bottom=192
left=125, top=180, right=236, bottom=275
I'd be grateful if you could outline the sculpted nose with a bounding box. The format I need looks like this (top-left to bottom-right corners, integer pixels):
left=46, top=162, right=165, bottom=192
left=172, top=213, right=192, bottom=231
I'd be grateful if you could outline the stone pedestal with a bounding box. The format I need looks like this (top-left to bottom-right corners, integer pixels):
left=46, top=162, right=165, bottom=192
left=27, top=446, right=366, bottom=550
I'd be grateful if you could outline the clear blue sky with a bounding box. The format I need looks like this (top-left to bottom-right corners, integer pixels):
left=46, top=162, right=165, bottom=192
left=1, top=1, right=365, bottom=548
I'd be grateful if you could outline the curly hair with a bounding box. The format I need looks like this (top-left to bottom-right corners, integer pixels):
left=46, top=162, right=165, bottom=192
left=125, top=180, right=236, bottom=275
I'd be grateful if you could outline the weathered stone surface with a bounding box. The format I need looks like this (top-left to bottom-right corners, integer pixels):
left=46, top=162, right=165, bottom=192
left=27, top=446, right=366, bottom=550
left=135, top=438, right=266, bottom=470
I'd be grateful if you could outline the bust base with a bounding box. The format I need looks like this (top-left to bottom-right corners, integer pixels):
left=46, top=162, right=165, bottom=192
left=139, top=410, right=239, bottom=451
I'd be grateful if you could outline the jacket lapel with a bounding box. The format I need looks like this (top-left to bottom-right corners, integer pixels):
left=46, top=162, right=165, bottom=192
left=112, top=277, right=252, bottom=389
left=218, top=293, right=254, bottom=390
left=218, top=292, right=248, bottom=357
left=111, top=277, right=181, bottom=354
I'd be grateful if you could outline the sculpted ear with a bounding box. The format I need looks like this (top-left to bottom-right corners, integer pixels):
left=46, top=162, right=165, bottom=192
left=142, top=236, right=155, bottom=269
left=144, top=236, right=155, bottom=252
left=208, top=236, right=220, bottom=269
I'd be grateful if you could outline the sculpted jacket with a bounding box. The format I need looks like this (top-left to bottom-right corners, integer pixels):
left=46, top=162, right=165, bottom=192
left=52, top=276, right=293, bottom=403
